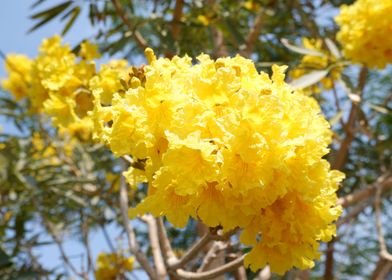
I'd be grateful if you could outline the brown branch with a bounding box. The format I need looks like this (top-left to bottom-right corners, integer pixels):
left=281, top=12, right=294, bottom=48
left=332, top=66, right=368, bottom=170
left=375, top=180, right=392, bottom=262
left=171, top=0, right=184, bottom=40
left=240, top=11, right=264, bottom=57
left=325, top=66, right=368, bottom=280
left=197, top=241, right=227, bottom=272
left=175, top=255, right=245, bottom=280
left=142, top=215, right=167, bottom=280
left=233, top=265, right=247, bottom=280
left=100, top=224, right=116, bottom=253
left=336, top=201, right=369, bottom=227
left=81, top=213, right=94, bottom=274
left=111, top=0, right=148, bottom=50
left=370, top=258, right=392, bottom=280
left=168, top=233, right=212, bottom=269
left=156, top=217, right=177, bottom=263
left=337, top=175, right=392, bottom=208
left=44, top=220, right=84, bottom=278
left=119, top=164, right=158, bottom=280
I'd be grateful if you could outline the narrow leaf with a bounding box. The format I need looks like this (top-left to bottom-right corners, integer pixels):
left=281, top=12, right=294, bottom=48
left=31, top=0, right=47, bottom=9
left=61, top=7, right=80, bottom=35
left=30, top=1, right=72, bottom=19
left=367, top=102, right=390, bottom=114
left=281, top=38, right=325, bottom=57
left=290, top=70, right=329, bottom=89
left=325, top=38, right=342, bottom=58
left=330, top=111, right=343, bottom=126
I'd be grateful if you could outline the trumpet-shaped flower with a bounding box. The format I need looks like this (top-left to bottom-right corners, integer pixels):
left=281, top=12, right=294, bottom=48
left=91, top=49, right=344, bottom=274
left=335, top=0, right=392, bottom=68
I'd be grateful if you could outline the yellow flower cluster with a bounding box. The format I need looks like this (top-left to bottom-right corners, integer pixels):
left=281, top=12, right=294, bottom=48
left=290, top=38, right=341, bottom=94
left=1, top=36, right=131, bottom=140
left=95, top=252, right=134, bottom=280
left=91, top=49, right=344, bottom=274
left=335, top=0, right=392, bottom=68
left=2, top=54, right=32, bottom=101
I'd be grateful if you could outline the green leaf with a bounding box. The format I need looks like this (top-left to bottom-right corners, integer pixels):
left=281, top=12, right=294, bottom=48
left=29, top=1, right=73, bottom=33
left=281, top=38, right=325, bottom=57
left=88, top=3, right=96, bottom=26
left=0, top=248, right=12, bottom=269
left=61, top=7, right=81, bottom=35
left=290, top=70, right=329, bottom=89
left=31, top=0, right=47, bottom=9
left=29, top=12, right=64, bottom=33
left=30, top=1, right=72, bottom=19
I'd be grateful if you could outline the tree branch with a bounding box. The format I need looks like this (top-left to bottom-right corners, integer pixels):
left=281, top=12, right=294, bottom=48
left=171, top=0, right=184, bottom=40
left=374, top=179, right=392, bottom=262
left=370, top=258, right=392, bottom=280
left=119, top=164, right=158, bottom=280
left=336, top=201, right=369, bottom=227
left=332, top=66, right=368, bottom=170
left=240, top=11, right=264, bottom=57
left=142, top=215, right=167, bottom=280
left=338, top=175, right=392, bottom=208
left=156, top=217, right=177, bottom=264
left=168, top=233, right=212, bottom=269
left=100, top=224, right=116, bottom=253
left=44, top=220, right=84, bottom=279
left=197, top=241, right=227, bottom=272
left=111, top=0, right=148, bottom=50
left=326, top=66, right=368, bottom=280
left=175, top=255, right=245, bottom=280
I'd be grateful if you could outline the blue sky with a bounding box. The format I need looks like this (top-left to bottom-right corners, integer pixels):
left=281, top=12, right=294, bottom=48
left=0, top=1, right=146, bottom=279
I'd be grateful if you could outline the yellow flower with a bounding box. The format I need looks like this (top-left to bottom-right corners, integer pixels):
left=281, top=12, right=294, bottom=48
left=1, top=54, right=32, bottom=100
left=89, top=59, right=130, bottom=105
left=290, top=38, right=342, bottom=94
left=95, top=252, right=134, bottom=280
left=197, top=15, right=210, bottom=26
left=243, top=1, right=261, bottom=12
left=80, top=41, right=101, bottom=60
left=1, top=36, right=107, bottom=142
left=91, top=49, right=344, bottom=274
left=335, top=0, right=392, bottom=68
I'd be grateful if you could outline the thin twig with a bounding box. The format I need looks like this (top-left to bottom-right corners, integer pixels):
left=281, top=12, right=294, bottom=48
left=332, top=66, right=368, bottom=170
left=44, top=220, right=84, bottom=278
left=168, top=233, right=212, bottom=269
left=156, top=217, right=177, bottom=263
left=326, top=66, right=368, bottom=280
left=197, top=241, right=227, bottom=272
left=81, top=213, right=94, bottom=274
left=142, top=215, right=167, bottom=280
left=375, top=179, right=392, bottom=262
left=119, top=162, right=158, bottom=280
left=101, top=224, right=116, bottom=253
left=175, top=255, right=245, bottom=280
left=338, top=175, right=392, bottom=207
left=111, top=0, right=148, bottom=50
left=336, top=201, right=369, bottom=227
